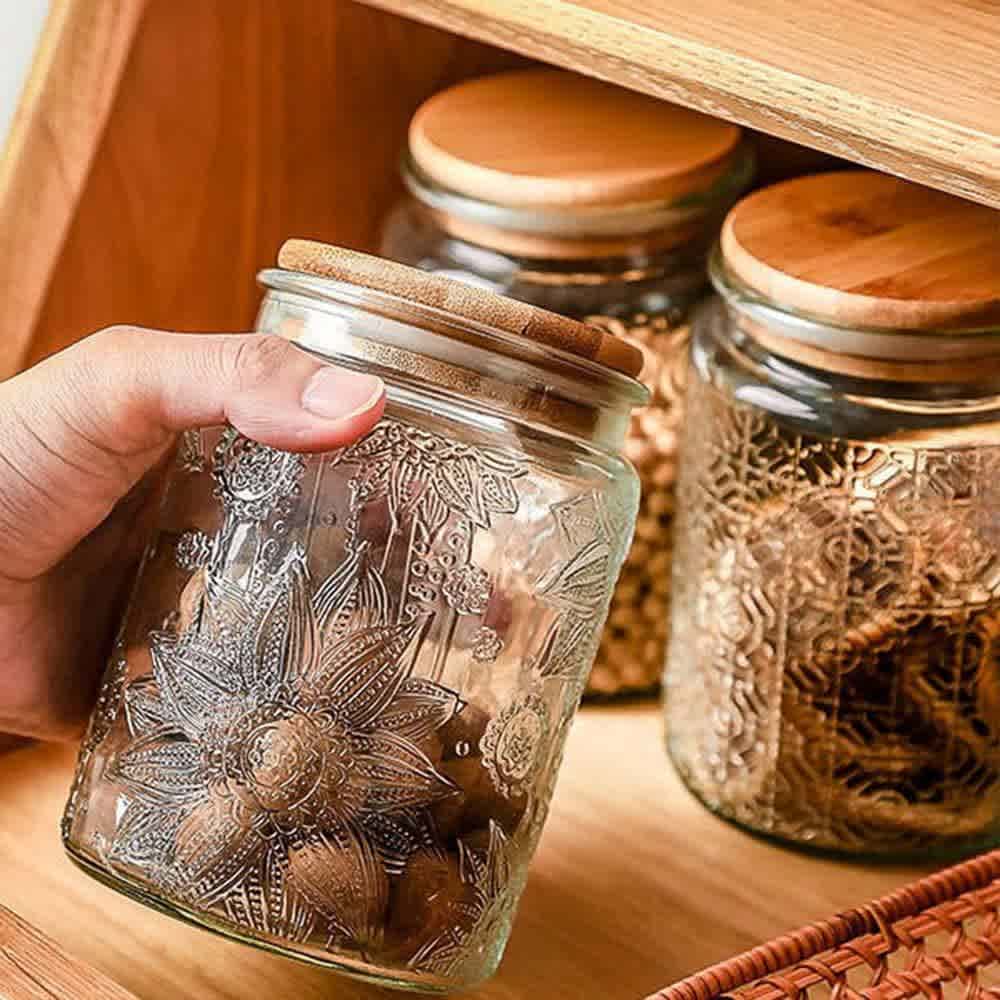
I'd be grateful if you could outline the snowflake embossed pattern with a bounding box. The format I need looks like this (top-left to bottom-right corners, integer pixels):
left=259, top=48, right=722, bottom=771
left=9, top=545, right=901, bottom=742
left=442, top=565, right=492, bottom=616
left=471, top=626, right=503, bottom=664
left=667, top=377, right=1000, bottom=854
left=213, top=430, right=306, bottom=523
left=65, top=417, right=635, bottom=990
left=482, top=693, right=551, bottom=799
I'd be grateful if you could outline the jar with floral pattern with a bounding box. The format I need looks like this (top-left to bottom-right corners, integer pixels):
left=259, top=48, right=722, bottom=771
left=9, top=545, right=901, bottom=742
left=63, top=241, right=647, bottom=990
left=666, top=172, right=1000, bottom=857
left=382, top=68, right=752, bottom=695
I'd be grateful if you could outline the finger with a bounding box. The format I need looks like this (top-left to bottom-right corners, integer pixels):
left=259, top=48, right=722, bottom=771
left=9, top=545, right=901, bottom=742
left=0, top=327, right=385, bottom=578
left=64, top=327, right=386, bottom=453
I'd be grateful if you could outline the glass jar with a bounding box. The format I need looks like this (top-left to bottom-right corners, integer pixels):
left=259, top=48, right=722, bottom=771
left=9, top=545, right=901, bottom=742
left=666, top=171, right=1000, bottom=857
left=62, top=242, right=647, bottom=991
left=382, top=68, right=752, bottom=695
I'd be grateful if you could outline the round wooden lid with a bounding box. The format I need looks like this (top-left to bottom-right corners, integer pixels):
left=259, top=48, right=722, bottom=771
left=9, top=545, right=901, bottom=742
left=722, top=171, right=1000, bottom=332
left=409, top=68, right=743, bottom=209
left=277, top=240, right=645, bottom=378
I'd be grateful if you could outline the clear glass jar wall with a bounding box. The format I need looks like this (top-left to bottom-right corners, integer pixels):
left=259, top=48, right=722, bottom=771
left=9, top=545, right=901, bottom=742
left=63, top=273, right=642, bottom=990
left=666, top=266, right=1000, bottom=857
left=381, top=189, right=715, bottom=319
left=383, top=148, right=753, bottom=696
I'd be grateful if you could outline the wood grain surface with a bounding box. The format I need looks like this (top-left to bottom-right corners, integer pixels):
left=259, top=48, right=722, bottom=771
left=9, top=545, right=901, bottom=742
left=409, top=68, right=742, bottom=207
left=721, top=171, right=1000, bottom=331
left=277, top=239, right=645, bottom=377
left=0, top=0, right=147, bottom=377
left=360, top=0, right=1000, bottom=210
left=24, top=0, right=527, bottom=368
left=0, top=704, right=929, bottom=1000
left=0, top=904, right=139, bottom=999
left=7, top=0, right=843, bottom=376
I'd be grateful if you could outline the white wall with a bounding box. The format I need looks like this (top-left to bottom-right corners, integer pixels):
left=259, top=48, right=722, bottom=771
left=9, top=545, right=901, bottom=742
left=0, top=1, right=51, bottom=149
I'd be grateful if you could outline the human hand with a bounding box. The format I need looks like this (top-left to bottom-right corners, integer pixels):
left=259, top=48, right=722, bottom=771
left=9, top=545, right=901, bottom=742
left=0, top=327, right=385, bottom=741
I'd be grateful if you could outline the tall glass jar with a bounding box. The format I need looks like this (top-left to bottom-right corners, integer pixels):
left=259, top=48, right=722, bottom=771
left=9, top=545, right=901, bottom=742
left=63, top=242, right=648, bottom=991
left=382, top=68, right=752, bottom=695
left=667, top=171, right=1000, bottom=857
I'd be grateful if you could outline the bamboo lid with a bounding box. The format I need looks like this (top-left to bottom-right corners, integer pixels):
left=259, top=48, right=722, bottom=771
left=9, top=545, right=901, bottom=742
left=721, top=171, right=1000, bottom=332
left=409, top=69, right=743, bottom=209
left=277, top=240, right=645, bottom=378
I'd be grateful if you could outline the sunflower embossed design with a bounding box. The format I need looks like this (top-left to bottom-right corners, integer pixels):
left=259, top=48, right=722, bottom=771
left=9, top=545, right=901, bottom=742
left=107, top=555, right=464, bottom=954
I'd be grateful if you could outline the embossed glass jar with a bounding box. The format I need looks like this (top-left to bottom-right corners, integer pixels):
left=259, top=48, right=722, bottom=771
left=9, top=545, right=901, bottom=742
left=382, top=68, right=752, bottom=696
left=666, top=172, right=1000, bottom=857
left=63, top=242, right=647, bottom=990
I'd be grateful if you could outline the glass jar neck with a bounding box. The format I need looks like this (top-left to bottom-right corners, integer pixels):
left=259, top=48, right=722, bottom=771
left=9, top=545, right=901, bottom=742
left=710, top=248, right=1000, bottom=387
left=257, top=270, right=647, bottom=453
left=402, top=145, right=754, bottom=250
left=399, top=145, right=754, bottom=320
left=424, top=204, right=712, bottom=261
left=410, top=222, right=711, bottom=321
left=696, top=297, right=1000, bottom=449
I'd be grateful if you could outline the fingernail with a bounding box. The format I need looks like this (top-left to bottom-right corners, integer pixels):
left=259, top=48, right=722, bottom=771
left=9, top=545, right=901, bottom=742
left=301, top=368, right=384, bottom=421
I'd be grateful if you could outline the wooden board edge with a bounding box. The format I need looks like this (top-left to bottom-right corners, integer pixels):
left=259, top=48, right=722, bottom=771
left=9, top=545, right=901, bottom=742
left=359, top=0, right=1000, bottom=210
left=0, top=0, right=149, bottom=377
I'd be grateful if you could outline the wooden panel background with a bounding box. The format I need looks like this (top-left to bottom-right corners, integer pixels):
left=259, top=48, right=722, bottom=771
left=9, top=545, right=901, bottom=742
left=23, top=0, right=528, bottom=368
left=13, top=0, right=839, bottom=372
left=0, top=0, right=146, bottom=377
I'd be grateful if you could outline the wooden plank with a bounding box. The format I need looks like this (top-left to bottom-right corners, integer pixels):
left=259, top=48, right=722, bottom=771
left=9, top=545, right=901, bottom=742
left=25, top=0, right=527, bottom=368
left=359, top=0, right=1000, bottom=210
left=0, top=903, right=138, bottom=999
left=0, top=0, right=147, bottom=377
left=0, top=707, right=928, bottom=999
left=15, top=0, right=835, bottom=372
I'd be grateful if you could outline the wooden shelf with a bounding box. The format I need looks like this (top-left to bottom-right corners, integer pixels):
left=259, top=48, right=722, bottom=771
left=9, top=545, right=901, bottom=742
left=360, top=0, right=1000, bottom=210
left=11, top=0, right=996, bottom=379
left=0, top=704, right=930, bottom=1000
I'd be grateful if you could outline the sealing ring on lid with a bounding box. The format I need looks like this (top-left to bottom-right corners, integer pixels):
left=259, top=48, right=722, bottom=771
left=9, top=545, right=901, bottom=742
left=277, top=240, right=645, bottom=379
left=721, top=170, right=1000, bottom=334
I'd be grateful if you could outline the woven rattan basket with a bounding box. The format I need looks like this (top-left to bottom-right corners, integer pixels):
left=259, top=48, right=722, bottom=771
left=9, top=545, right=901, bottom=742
left=649, top=850, right=1000, bottom=1000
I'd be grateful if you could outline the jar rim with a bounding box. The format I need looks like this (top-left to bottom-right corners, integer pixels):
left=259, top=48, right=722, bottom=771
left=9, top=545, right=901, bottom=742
left=258, top=268, right=650, bottom=411
left=401, top=141, right=755, bottom=244
left=710, top=247, right=1000, bottom=378
left=277, top=240, right=645, bottom=378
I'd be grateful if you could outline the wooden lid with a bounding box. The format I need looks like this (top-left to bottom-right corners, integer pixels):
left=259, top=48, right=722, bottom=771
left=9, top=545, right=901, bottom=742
left=277, top=240, right=645, bottom=378
left=409, top=68, right=742, bottom=209
left=722, top=171, right=1000, bottom=332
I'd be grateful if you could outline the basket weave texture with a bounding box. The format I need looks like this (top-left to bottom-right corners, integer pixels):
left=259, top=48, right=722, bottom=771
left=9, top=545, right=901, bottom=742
left=649, top=850, right=1000, bottom=1000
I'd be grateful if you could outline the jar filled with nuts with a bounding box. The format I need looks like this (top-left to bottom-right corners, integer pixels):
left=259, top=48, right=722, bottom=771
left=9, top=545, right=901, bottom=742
left=382, top=68, right=753, bottom=695
left=667, top=171, right=1000, bottom=857
left=63, top=243, right=648, bottom=990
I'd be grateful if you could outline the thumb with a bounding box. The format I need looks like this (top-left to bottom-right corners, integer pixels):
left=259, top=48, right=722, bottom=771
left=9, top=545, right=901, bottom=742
left=0, top=326, right=385, bottom=579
